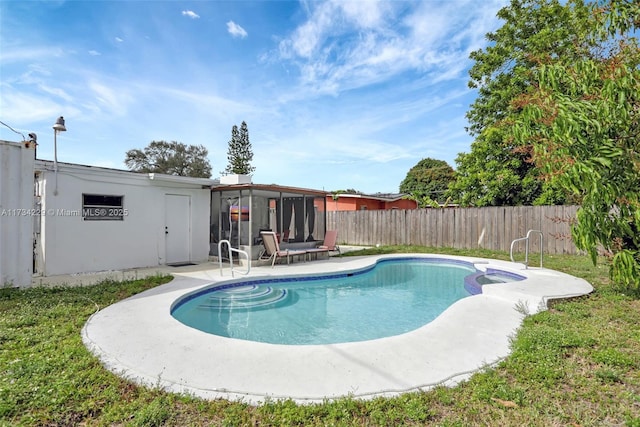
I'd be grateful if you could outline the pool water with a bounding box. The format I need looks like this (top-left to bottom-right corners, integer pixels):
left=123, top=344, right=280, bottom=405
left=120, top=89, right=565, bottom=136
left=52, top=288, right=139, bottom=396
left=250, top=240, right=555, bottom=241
left=171, top=258, right=477, bottom=345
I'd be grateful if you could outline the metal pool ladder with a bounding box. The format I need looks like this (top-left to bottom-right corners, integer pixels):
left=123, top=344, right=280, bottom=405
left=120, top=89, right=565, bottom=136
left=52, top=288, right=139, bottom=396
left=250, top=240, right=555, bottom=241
left=218, top=240, right=251, bottom=277
left=510, top=229, right=544, bottom=268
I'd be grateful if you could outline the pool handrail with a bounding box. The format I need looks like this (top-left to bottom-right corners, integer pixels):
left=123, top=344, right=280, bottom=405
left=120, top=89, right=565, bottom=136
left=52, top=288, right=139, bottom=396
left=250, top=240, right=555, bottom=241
left=218, top=240, right=250, bottom=277
left=510, top=229, right=543, bottom=268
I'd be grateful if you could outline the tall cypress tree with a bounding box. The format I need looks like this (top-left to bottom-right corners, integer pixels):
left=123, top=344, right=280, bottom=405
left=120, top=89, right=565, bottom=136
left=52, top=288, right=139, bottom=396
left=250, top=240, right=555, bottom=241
left=222, top=121, right=255, bottom=175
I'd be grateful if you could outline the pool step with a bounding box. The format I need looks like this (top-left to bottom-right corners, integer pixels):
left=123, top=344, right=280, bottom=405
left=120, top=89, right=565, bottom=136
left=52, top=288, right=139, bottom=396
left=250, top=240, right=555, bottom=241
left=464, top=270, right=526, bottom=295
left=198, top=285, right=288, bottom=310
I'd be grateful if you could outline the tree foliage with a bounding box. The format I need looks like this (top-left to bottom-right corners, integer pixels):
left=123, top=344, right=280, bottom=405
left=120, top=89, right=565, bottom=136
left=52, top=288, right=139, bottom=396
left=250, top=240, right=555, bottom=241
left=497, top=0, right=640, bottom=294
left=453, top=0, right=596, bottom=206
left=399, top=158, right=454, bottom=204
left=448, top=128, right=568, bottom=206
left=466, top=0, right=595, bottom=137
left=222, top=121, right=255, bottom=175
left=124, top=140, right=212, bottom=178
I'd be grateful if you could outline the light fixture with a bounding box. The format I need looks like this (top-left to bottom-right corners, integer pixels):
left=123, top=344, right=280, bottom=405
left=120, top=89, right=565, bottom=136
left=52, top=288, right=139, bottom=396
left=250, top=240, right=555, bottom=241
left=53, top=116, right=66, bottom=132
left=26, top=132, right=38, bottom=156
left=53, top=116, right=66, bottom=196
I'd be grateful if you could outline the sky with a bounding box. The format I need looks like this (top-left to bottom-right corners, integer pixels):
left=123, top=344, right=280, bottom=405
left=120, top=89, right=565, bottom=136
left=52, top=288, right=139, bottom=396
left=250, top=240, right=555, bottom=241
left=0, top=0, right=508, bottom=194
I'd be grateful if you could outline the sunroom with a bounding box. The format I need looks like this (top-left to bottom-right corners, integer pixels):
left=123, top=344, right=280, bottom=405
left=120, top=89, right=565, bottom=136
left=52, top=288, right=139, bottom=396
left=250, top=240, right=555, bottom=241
left=210, top=177, right=328, bottom=265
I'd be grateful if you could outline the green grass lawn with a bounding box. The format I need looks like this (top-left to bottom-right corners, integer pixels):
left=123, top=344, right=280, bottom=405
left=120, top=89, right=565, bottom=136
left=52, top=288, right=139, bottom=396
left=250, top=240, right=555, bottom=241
left=1, top=248, right=639, bottom=426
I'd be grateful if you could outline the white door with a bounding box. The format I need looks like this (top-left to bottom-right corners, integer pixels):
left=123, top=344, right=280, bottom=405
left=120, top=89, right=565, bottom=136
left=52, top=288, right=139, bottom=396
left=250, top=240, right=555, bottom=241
left=165, top=194, right=191, bottom=264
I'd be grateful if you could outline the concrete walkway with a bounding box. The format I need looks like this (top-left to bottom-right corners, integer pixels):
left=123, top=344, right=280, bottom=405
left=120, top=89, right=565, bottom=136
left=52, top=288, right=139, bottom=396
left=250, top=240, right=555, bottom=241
left=80, top=254, right=593, bottom=405
left=32, top=247, right=365, bottom=288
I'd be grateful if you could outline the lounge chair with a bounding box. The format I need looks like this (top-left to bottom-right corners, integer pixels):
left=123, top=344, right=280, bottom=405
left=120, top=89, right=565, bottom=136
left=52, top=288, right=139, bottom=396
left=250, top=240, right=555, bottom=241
left=306, top=230, right=341, bottom=260
left=260, top=231, right=307, bottom=267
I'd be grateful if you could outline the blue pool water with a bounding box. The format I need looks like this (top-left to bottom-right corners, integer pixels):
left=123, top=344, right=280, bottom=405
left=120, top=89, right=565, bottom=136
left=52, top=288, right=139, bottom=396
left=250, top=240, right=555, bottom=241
left=171, top=258, right=518, bottom=345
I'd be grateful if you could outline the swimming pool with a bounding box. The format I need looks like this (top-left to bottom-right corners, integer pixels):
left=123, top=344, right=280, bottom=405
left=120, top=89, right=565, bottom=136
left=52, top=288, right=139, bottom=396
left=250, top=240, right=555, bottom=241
left=171, top=258, right=524, bottom=345
left=83, top=254, right=594, bottom=404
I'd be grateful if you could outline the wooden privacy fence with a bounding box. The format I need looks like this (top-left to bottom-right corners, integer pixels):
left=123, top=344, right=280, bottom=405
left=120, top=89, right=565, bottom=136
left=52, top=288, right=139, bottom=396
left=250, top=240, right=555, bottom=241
left=327, top=205, right=580, bottom=255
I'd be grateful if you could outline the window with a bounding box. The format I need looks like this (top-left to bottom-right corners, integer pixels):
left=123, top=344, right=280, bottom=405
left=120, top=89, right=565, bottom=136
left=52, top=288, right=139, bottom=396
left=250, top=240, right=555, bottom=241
left=82, top=194, right=126, bottom=221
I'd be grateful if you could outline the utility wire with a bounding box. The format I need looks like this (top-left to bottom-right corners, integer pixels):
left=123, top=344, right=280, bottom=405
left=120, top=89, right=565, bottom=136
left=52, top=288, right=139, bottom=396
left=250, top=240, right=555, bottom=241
left=0, top=119, right=26, bottom=140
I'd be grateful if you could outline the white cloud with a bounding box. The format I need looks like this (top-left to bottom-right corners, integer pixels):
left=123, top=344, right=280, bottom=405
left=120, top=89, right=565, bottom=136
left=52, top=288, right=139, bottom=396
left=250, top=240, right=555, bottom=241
left=182, top=10, right=200, bottom=19
left=281, top=2, right=334, bottom=58
left=115, top=37, right=124, bottom=42
left=13, top=65, right=74, bottom=102
left=88, top=50, right=101, bottom=56
left=18, top=64, right=51, bottom=82
left=159, top=87, right=255, bottom=116
left=276, top=1, right=507, bottom=98
left=0, top=78, right=84, bottom=137
left=0, top=89, right=66, bottom=123
left=88, top=81, right=133, bottom=115
left=38, top=84, right=74, bottom=102
left=337, top=1, right=380, bottom=27
left=0, top=46, right=66, bottom=64
left=226, top=21, right=248, bottom=39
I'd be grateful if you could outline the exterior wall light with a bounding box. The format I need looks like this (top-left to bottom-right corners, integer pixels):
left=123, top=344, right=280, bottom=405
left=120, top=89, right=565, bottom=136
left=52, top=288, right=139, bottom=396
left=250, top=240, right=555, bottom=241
left=53, top=116, right=66, bottom=196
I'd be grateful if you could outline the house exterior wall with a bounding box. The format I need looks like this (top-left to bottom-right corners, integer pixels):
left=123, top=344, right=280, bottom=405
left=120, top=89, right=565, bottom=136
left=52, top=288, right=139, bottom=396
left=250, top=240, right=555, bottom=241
left=325, top=195, right=417, bottom=211
left=383, top=199, right=417, bottom=210
left=356, top=199, right=385, bottom=210
left=326, top=198, right=358, bottom=211
left=0, top=140, right=35, bottom=287
left=34, top=162, right=211, bottom=276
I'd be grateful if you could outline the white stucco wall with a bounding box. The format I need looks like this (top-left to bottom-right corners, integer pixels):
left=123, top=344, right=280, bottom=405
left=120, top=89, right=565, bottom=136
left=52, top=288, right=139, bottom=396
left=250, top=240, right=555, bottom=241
left=35, top=161, right=212, bottom=276
left=0, top=140, right=35, bottom=287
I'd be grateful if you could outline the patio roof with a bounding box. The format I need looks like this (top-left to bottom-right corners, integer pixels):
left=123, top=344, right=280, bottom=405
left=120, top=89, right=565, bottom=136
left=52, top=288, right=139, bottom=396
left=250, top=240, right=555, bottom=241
left=212, top=183, right=327, bottom=197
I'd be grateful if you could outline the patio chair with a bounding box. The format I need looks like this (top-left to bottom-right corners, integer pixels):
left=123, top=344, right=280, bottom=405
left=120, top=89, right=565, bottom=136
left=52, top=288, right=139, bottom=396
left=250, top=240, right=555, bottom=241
left=306, top=230, right=341, bottom=260
left=260, top=231, right=307, bottom=267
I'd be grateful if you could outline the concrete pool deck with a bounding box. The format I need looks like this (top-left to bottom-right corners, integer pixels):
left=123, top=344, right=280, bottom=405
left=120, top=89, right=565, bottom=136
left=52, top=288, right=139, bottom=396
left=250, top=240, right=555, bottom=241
left=81, top=254, right=593, bottom=405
